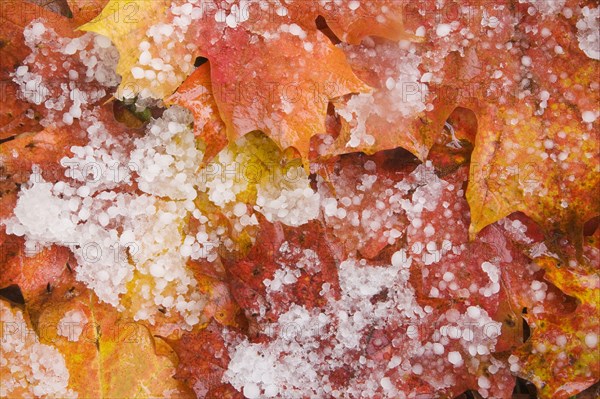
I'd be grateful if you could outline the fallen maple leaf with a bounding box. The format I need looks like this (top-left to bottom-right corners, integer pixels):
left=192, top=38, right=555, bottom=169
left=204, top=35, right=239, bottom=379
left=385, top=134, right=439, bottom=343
left=35, top=286, right=194, bottom=398
left=0, top=299, right=78, bottom=398
left=513, top=252, right=600, bottom=399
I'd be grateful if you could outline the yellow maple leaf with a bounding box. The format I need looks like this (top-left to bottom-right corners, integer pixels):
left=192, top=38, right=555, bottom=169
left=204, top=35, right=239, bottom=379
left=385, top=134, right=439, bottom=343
left=463, top=17, right=600, bottom=238
left=80, top=0, right=187, bottom=99
left=35, top=289, right=194, bottom=398
left=513, top=253, right=600, bottom=399
left=467, top=99, right=600, bottom=239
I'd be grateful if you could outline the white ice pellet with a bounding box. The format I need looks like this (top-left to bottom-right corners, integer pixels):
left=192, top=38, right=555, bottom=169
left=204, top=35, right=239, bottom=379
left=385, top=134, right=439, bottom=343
left=348, top=1, right=360, bottom=11
left=16, top=66, right=28, bottom=76
left=215, top=9, right=226, bottom=22
left=233, top=202, right=247, bottom=217
left=289, top=23, right=304, bottom=37
left=243, top=383, right=260, bottom=398
left=421, top=72, right=433, bottom=82
left=139, top=51, right=152, bottom=65
left=391, top=249, right=412, bottom=269
left=585, top=332, right=598, bottom=348
left=478, top=376, right=491, bottom=389
left=131, top=67, right=145, bottom=79
left=448, top=351, right=463, bottom=366
left=436, top=24, right=452, bottom=37
left=226, top=14, right=237, bottom=28
left=467, top=306, right=481, bottom=319
left=424, top=224, right=435, bottom=237
left=385, top=77, right=395, bottom=90
left=31, top=22, right=46, bottom=36
left=76, top=185, right=90, bottom=197
left=380, top=377, right=394, bottom=391
left=582, top=110, right=597, bottom=123
left=149, top=263, right=166, bottom=277
left=180, top=2, right=193, bottom=15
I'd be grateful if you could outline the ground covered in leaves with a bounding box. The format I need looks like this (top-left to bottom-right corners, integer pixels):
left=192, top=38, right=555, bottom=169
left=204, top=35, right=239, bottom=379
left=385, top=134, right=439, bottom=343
left=0, top=0, right=598, bottom=398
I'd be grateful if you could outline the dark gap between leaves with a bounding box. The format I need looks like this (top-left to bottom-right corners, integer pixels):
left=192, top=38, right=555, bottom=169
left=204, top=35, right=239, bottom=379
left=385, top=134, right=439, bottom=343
left=194, top=56, right=208, bottom=68
left=522, top=308, right=531, bottom=341
left=0, top=284, right=25, bottom=305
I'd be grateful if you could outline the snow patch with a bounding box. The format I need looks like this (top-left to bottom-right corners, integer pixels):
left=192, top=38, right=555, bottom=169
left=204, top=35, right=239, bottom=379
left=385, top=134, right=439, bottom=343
left=577, top=7, right=600, bottom=60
